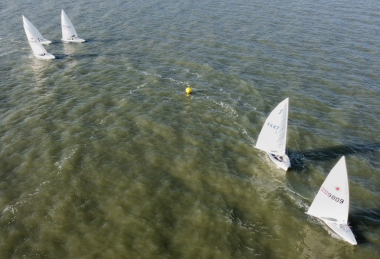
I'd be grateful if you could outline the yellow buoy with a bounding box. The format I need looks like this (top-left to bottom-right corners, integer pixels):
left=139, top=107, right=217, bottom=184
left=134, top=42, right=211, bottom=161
left=186, top=86, right=193, bottom=95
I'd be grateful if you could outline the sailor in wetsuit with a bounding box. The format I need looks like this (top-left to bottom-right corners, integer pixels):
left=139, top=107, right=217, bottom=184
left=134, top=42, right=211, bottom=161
left=272, top=154, right=283, bottom=162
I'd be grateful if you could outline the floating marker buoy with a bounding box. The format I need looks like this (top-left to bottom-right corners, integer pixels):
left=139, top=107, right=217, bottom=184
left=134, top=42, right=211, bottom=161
left=186, top=86, right=193, bottom=95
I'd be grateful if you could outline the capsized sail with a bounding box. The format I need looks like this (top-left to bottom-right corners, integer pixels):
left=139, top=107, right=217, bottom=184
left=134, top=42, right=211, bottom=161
left=255, top=98, right=289, bottom=155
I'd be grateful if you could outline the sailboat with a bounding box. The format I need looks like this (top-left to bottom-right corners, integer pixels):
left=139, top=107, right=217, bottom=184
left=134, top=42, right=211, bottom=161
left=61, top=10, right=85, bottom=43
left=23, top=16, right=55, bottom=60
left=306, top=156, right=357, bottom=245
left=255, top=98, right=291, bottom=171
left=22, top=16, right=52, bottom=45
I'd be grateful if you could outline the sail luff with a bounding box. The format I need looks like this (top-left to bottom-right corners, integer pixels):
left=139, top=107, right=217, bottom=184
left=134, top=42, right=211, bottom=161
left=343, top=158, right=350, bottom=223
left=282, top=98, right=289, bottom=155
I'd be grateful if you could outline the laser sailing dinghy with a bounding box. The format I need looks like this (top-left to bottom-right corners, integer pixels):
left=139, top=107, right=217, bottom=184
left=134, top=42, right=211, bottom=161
left=23, top=16, right=55, bottom=60
left=255, top=98, right=291, bottom=171
left=306, top=156, right=357, bottom=245
left=61, top=10, right=85, bottom=43
left=22, top=16, right=52, bottom=45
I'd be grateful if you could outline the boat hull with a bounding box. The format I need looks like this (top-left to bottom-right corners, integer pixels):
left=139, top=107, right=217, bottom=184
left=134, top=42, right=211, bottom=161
left=34, top=53, right=55, bottom=60
left=267, top=153, right=290, bottom=171
left=323, top=220, right=357, bottom=245
left=40, top=39, right=52, bottom=45
left=62, top=38, right=85, bottom=43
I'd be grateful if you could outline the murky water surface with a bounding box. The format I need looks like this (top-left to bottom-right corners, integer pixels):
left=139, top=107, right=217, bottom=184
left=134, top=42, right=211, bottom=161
left=1, top=0, right=380, bottom=258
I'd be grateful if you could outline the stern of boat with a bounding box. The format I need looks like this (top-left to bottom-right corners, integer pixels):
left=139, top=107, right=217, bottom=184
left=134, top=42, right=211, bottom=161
left=40, top=39, right=52, bottom=45
left=62, top=38, right=85, bottom=43
left=35, top=53, right=55, bottom=60
left=323, top=220, right=357, bottom=245
left=267, top=153, right=291, bottom=171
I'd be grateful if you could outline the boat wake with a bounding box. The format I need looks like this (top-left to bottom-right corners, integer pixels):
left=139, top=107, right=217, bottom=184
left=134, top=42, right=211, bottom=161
left=54, top=147, right=78, bottom=174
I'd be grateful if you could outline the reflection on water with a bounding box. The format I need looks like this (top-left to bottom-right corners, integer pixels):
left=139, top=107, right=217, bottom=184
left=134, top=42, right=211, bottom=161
left=62, top=42, right=78, bottom=56
left=30, top=58, right=51, bottom=89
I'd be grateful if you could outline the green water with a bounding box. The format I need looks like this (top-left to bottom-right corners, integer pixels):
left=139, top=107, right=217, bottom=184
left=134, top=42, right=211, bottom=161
left=1, top=0, right=380, bottom=258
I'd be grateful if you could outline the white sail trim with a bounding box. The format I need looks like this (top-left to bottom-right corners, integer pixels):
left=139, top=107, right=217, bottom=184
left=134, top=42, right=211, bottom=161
left=255, top=98, right=289, bottom=155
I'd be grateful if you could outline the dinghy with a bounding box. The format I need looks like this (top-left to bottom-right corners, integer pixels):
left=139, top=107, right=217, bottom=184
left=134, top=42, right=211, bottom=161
left=255, top=98, right=290, bottom=171
left=23, top=17, right=55, bottom=60
left=22, top=16, right=52, bottom=45
left=61, top=10, right=85, bottom=43
left=306, top=156, right=357, bottom=245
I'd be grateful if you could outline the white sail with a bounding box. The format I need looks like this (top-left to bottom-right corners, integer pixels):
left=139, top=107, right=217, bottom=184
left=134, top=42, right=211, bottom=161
left=61, top=10, right=85, bottom=43
left=22, top=15, right=51, bottom=45
left=307, top=157, right=349, bottom=221
left=306, top=156, right=357, bottom=245
left=23, top=19, right=55, bottom=60
left=255, top=98, right=289, bottom=155
left=24, top=23, right=47, bottom=55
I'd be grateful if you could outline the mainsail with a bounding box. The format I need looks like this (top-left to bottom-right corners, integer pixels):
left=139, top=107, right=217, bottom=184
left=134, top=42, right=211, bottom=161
left=61, top=10, right=79, bottom=40
left=255, top=98, right=289, bottom=155
left=23, top=22, right=48, bottom=56
left=22, top=16, right=51, bottom=45
left=307, top=157, right=349, bottom=222
left=306, top=156, right=356, bottom=245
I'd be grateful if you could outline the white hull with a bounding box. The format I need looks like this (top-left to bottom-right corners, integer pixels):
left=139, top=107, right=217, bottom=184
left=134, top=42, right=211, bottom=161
left=34, top=52, right=55, bottom=60
left=267, top=153, right=290, bottom=171
left=40, top=39, right=52, bottom=45
left=62, top=37, right=85, bottom=43
left=323, top=220, right=357, bottom=245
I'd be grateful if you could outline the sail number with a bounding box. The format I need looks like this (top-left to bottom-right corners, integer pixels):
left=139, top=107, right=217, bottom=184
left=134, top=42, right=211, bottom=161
left=320, top=187, right=344, bottom=204
left=267, top=123, right=279, bottom=130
